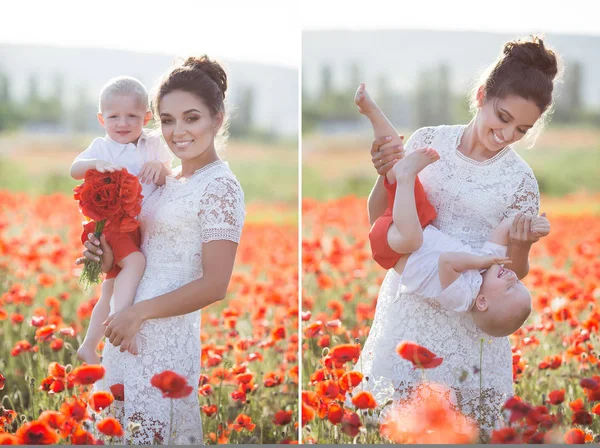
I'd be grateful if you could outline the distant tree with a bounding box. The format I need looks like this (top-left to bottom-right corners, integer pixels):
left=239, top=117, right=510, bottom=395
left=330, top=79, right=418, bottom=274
left=229, top=85, right=255, bottom=137
left=320, top=64, right=333, bottom=98
left=349, top=62, right=362, bottom=90
left=73, top=86, right=90, bottom=132
left=436, top=63, right=451, bottom=125
left=413, top=69, right=435, bottom=128
left=0, top=72, right=13, bottom=130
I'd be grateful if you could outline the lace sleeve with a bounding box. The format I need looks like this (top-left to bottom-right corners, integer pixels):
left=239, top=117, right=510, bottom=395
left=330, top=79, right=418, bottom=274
left=198, top=176, right=245, bottom=244
left=404, top=126, right=437, bottom=155
left=506, top=170, right=540, bottom=218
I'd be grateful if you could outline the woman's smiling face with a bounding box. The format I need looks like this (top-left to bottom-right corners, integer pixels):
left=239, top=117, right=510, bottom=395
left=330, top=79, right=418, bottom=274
left=475, top=89, right=542, bottom=152
left=158, top=90, right=223, bottom=161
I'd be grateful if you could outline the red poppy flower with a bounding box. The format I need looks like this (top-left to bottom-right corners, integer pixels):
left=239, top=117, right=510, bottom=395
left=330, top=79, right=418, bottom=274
left=50, top=380, right=64, bottom=394
left=564, top=428, right=585, bottom=444
left=232, top=414, right=256, bottom=432
left=340, top=410, right=362, bottom=437
left=89, top=391, right=114, bottom=412
left=60, top=396, right=90, bottom=422
left=70, top=424, right=97, bottom=445
left=235, top=373, right=254, bottom=385
left=580, top=378, right=599, bottom=390
left=199, top=384, right=213, bottom=397
left=110, top=383, right=124, bottom=401
left=198, top=374, right=209, bottom=386
left=329, top=343, right=360, bottom=364
left=202, top=405, right=217, bottom=417
left=263, top=372, right=282, bottom=387
left=231, top=388, right=247, bottom=403
left=97, top=417, right=124, bottom=437
left=572, top=411, right=593, bottom=425
left=315, top=379, right=340, bottom=400
left=273, top=410, right=293, bottom=425
left=15, top=420, right=59, bottom=445
left=339, top=371, right=363, bottom=392
left=150, top=370, right=193, bottom=399
left=302, top=402, right=316, bottom=426
left=38, top=410, right=67, bottom=430
left=327, top=402, right=343, bottom=425
left=304, top=321, right=323, bottom=338
left=503, top=396, right=533, bottom=423
left=569, top=398, right=585, bottom=412
left=0, top=373, right=5, bottom=390
left=0, top=434, right=21, bottom=444
left=71, top=364, right=105, bottom=385
left=48, top=362, right=66, bottom=379
left=35, top=325, right=56, bottom=342
left=50, top=338, right=64, bottom=351
left=490, top=427, right=520, bottom=444
left=351, top=391, right=377, bottom=409
left=547, top=389, right=565, bottom=405
left=396, top=341, right=443, bottom=369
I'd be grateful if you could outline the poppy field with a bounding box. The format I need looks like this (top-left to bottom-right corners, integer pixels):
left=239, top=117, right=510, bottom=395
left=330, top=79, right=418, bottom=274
left=302, top=193, right=600, bottom=444
left=0, top=188, right=299, bottom=444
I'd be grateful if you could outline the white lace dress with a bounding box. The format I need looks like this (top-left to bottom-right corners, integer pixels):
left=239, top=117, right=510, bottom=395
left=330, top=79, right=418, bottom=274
left=354, top=125, right=539, bottom=429
left=93, top=160, right=245, bottom=445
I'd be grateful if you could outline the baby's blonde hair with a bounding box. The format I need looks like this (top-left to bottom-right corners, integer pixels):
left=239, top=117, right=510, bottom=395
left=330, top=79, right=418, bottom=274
left=99, top=76, right=149, bottom=113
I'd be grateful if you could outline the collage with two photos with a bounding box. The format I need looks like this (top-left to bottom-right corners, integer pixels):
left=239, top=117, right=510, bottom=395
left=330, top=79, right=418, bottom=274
left=1, top=2, right=599, bottom=445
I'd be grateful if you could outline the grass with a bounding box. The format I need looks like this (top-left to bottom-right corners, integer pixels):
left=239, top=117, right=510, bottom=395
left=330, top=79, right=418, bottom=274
left=0, top=134, right=298, bottom=224
left=302, top=126, right=600, bottom=201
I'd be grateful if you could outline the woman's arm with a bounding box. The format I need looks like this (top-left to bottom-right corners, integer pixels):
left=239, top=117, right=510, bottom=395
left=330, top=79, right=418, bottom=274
left=138, top=240, right=236, bottom=319
left=103, top=240, right=238, bottom=349
left=506, top=213, right=536, bottom=279
left=505, top=172, right=541, bottom=279
left=367, top=136, right=404, bottom=225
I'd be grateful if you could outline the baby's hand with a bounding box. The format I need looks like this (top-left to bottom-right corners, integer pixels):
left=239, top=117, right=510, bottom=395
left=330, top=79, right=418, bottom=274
left=139, top=161, right=163, bottom=185
left=531, top=212, right=550, bottom=239
left=95, top=160, right=124, bottom=173
left=480, top=255, right=512, bottom=270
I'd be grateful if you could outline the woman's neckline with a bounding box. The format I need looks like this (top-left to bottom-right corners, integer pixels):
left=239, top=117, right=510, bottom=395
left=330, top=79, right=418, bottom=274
left=453, top=124, right=512, bottom=166
left=167, top=160, right=224, bottom=183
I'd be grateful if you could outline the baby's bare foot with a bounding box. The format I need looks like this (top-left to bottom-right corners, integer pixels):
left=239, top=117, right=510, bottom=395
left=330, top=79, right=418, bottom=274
left=77, top=343, right=101, bottom=365
left=392, top=147, right=439, bottom=181
left=354, top=83, right=378, bottom=116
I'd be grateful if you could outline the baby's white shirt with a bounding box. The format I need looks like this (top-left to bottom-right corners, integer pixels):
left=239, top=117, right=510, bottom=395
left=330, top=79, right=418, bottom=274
left=74, top=129, right=174, bottom=201
left=397, top=225, right=507, bottom=313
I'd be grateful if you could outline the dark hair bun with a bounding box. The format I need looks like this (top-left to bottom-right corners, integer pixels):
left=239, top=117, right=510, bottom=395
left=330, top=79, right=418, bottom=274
left=503, top=37, right=558, bottom=79
left=183, top=55, right=228, bottom=98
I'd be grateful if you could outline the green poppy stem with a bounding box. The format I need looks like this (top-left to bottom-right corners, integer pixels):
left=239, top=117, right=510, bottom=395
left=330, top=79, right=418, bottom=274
left=78, top=219, right=107, bottom=288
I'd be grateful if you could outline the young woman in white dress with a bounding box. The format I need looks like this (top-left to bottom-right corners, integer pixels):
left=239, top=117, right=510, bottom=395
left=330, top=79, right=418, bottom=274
left=78, top=55, right=245, bottom=444
left=355, top=37, right=561, bottom=429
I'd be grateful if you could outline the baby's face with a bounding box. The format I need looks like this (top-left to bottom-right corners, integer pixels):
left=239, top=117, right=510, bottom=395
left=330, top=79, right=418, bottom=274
left=477, top=264, right=532, bottom=336
left=480, top=264, right=523, bottom=298
left=98, top=93, right=149, bottom=144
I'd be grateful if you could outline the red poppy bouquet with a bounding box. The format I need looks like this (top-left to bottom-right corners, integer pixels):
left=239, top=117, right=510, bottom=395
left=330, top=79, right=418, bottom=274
left=73, top=169, right=143, bottom=287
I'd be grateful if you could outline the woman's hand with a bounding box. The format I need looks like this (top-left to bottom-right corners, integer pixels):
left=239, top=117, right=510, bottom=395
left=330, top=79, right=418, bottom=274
left=509, top=213, right=540, bottom=246
left=103, top=307, right=143, bottom=353
left=75, top=233, right=114, bottom=273
left=370, top=136, right=404, bottom=175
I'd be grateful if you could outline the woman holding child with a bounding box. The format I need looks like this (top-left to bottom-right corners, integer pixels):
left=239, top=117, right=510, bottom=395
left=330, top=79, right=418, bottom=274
left=77, top=55, right=245, bottom=444
left=353, top=36, right=561, bottom=429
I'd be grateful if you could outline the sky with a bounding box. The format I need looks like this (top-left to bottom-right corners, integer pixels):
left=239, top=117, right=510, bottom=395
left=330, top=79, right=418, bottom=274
left=2, top=0, right=599, bottom=69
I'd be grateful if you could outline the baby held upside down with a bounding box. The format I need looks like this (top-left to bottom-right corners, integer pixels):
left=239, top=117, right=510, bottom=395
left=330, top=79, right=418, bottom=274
left=356, top=82, right=550, bottom=337
left=375, top=149, right=549, bottom=338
